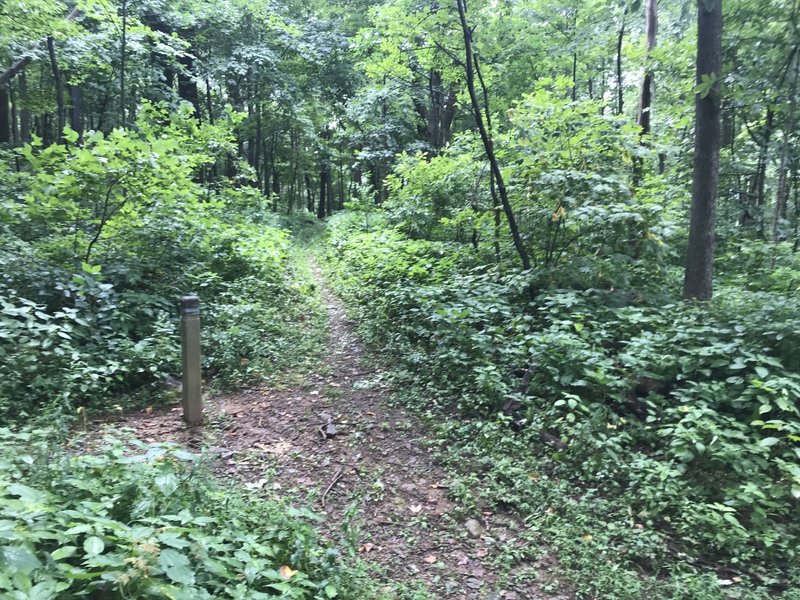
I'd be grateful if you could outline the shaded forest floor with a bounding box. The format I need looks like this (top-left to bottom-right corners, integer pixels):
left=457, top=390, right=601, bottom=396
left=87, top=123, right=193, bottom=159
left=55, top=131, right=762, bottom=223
left=103, top=256, right=570, bottom=599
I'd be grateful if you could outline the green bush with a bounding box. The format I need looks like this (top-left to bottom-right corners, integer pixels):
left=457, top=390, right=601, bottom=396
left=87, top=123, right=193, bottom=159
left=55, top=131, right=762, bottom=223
left=0, top=106, right=321, bottom=423
left=324, top=211, right=800, bottom=596
left=0, top=428, right=359, bottom=599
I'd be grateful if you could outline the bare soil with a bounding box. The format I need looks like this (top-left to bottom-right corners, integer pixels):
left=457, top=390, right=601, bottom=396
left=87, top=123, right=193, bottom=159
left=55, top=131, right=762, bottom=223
left=104, top=261, right=569, bottom=599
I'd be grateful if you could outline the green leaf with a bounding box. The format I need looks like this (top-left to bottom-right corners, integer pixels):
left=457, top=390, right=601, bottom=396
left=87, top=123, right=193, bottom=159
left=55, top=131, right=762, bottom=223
left=83, top=536, right=104, bottom=556
left=158, top=548, right=195, bottom=585
left=81, top=263, right=102, bottom=275
left=325, top=583, right=338, bottom=597
left=1, top=546, right=42, bottom=574
left=7, top=483, right=47, bottom=504
left=759, top=437, right=780, bottom=448
left=63, top=127, right=79, bottom=144
left=51, top=546, right=78, bottom=561
left=155, top=470, right=179, bottom=496
left=754, top=366, right=769, bottom=379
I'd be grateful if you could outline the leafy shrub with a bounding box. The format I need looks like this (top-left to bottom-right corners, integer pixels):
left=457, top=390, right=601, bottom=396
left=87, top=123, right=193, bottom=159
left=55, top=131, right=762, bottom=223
left=324, top=211, right=800, bottom=596
left=1, top=106, right=321, bottom=423
left=0, top=427, right=359, bottom=599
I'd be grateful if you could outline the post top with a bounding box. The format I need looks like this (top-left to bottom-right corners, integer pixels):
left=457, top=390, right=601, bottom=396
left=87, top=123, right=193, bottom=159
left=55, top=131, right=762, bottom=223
left=180, top=295, right=200, bottom=314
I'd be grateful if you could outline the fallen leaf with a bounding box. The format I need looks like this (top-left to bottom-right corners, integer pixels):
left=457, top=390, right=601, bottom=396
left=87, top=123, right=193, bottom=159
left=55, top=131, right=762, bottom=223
left=475, top=548, right=488, bottom=558
left=409, top=504, right=423, bottom=514
left=279, top=565, right=297, bottom=579
left=424, top=555, right=437, bottom=564
left=359, top=543, right=375, bottom=553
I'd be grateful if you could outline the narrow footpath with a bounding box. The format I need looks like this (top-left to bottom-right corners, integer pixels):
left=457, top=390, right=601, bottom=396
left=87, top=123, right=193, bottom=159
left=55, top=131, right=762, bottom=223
left=111, top=258, right=565, bottom=599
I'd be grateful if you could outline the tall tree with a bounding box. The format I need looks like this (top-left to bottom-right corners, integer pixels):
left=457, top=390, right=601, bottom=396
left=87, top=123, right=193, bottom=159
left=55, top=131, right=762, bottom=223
left=455, top=0, right=531, bottom=271
left=684, top=0, right=723, bottom=300
left=637, top=0, right=658, bottom=136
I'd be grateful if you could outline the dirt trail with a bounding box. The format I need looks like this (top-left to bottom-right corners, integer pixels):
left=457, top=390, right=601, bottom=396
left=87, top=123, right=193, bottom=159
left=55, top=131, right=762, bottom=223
left=110, top=260, right=562, bottom=599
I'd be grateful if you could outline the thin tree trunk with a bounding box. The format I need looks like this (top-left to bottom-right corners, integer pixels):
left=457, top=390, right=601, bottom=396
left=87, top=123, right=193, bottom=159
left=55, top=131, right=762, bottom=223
left=616, top=6, right=628, bottom=116
left=254, top=101, right=262, bottom=187
left=456, top=0, right=531, bottom=271
left=684, top=0, right=723, bottom=301
left=326, top=165, right=334, bottom=216
left=205, top=77, right=214, bottom=124
left=572, top=53, right=577, bottom=102
left=10, top=83, right=18, bottom=144
left=0, top=87, right=9, bottom=144
left=773, top=55, right=799, bottom=242
left=69, top=85, right=83, bottom=141
left=317, top=168, right=327, bottom=219
left=637, top=0, right=658, bottom=134
left=120, top=0, right=127, bottom=125
left=47, top=36, right=66, bottom=141
left=338, top=162, right=345, bottom=210
left=19, top=69, right=30, bottom=142
left=271, top=134, right=280, bottom=211
left=745, top=109, right=774, bottom=234
left=634, top=0, right=658, bottom=185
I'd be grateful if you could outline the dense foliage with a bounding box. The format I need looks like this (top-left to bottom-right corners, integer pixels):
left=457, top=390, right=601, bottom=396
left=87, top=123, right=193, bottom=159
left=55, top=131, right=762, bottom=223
left=2, top=0, right=799, bottom=597
left=324, top=211, right=800, bottom=598
left=0, top=428, right=358, bottom=598
left=0, top=105, right=322, bottom=423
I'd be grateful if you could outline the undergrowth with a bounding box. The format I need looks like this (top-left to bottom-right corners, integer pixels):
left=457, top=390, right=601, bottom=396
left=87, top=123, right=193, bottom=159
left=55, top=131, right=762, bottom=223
left=323, top=211, right=800, bottom=600
left=0, top=427, right=370, bottom=599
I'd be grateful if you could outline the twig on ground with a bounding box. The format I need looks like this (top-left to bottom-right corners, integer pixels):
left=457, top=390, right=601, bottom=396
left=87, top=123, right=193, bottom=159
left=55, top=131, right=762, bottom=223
left=321, top=466, right=345, bottom=508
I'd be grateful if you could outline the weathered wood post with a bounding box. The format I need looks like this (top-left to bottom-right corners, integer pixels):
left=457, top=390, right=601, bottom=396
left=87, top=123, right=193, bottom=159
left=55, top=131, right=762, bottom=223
left=180, top=295, right=203, bottom=424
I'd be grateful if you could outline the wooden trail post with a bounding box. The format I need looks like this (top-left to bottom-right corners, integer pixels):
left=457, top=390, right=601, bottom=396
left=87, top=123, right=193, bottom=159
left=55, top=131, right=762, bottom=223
left=180, top=295, right=203, bottom=424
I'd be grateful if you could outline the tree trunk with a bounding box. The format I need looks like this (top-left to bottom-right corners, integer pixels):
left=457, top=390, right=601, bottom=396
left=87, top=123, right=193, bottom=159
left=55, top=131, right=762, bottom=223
left=205, top=78, right=214, bottom=124
left=683, top=0, right=723, bottom=301
left=427, top=71, right=456, bottom=152
left=456, top=0, right=531, bottom=271
left=637, top=0, right=658, bottom=135
left=254, top=101, right=262, bottom=187
left=744, top=109, right=774, bottom=234
left=69, top=85, right=83, bottom=141
left=615, top=6, right=628, bottom=116
left=177, top=52, right=201, bottom=119
left=272, top=137, right=280, bottom=211
left=317, top=167, right=328, bottom=219
left=571, top=53, right=577, bottom=101
left=0, top=87, right=9, bottom=144
left=773, top=55, right=799, bottom=242
left=10, top=83, right=18, bottom=144
left=120, top=0, right=127, bottom=125
left=47, top=36, right=66, bottom=141
left=19, top=69, right=30, bottom=143
left=326, top=166, right=334, bottom=216
left=634, top=0, right=658, bottom=185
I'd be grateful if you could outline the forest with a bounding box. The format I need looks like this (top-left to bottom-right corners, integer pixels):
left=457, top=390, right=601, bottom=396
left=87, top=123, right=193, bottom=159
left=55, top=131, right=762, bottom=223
left=1, top=0, right=799, bottom=598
